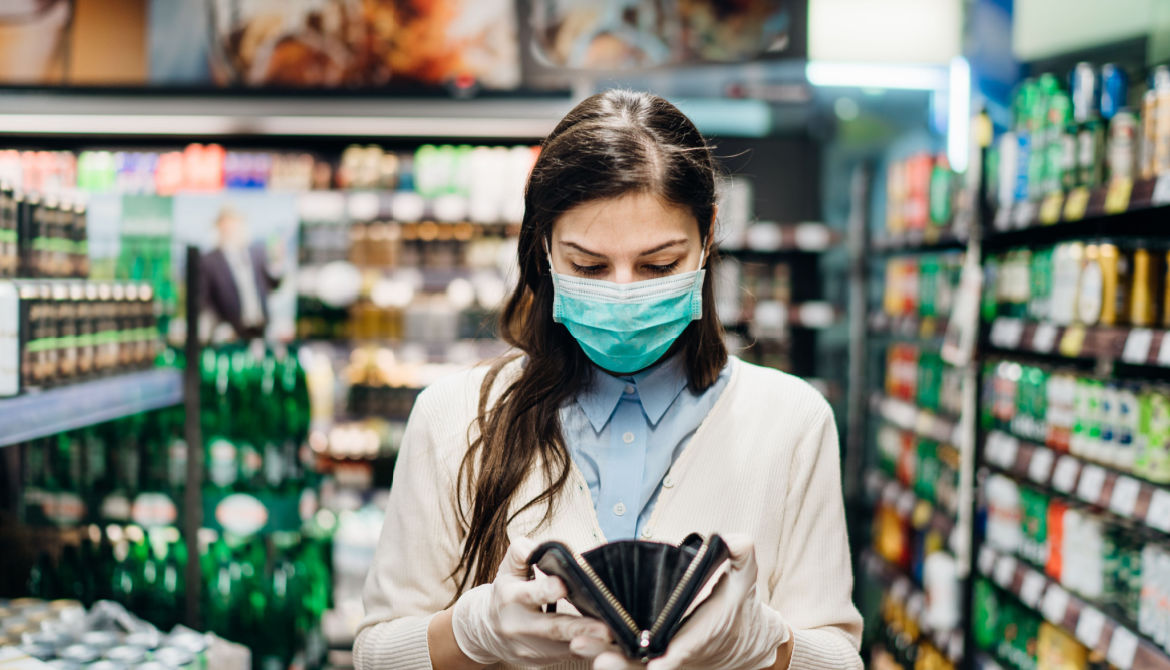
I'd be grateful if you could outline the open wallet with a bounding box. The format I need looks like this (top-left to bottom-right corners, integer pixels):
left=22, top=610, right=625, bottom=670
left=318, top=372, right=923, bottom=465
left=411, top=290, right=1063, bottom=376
left=526, top=533, right=731, bottom=662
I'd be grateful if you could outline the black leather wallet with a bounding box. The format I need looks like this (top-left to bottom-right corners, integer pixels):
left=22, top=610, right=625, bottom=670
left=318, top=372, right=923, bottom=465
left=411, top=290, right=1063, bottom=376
left=526, top=533, right=730, bottom=661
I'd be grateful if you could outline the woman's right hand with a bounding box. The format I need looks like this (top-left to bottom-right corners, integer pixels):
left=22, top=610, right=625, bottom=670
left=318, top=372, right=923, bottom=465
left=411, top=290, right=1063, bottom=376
left=451, top=537, right=611, bottom=667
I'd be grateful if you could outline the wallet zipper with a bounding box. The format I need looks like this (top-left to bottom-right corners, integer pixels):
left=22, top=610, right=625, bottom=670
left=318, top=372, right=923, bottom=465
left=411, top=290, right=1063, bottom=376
left=572, top=553, right=642, bottom=639
left=572, top=536, right=713, bottom=660
left=646, top=539, right=711, bottom=642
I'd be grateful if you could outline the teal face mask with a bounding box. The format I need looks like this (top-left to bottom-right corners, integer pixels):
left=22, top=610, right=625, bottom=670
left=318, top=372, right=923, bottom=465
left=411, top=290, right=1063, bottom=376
left=548, top=245, right=706, bottom=374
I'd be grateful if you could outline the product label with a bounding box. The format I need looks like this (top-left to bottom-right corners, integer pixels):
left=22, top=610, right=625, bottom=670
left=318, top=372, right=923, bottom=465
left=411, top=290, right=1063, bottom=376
left=1028, top=447, right=1055, bottom=483
left=1109, top=476, right=1141, bottom=518
left=131, top=492, right=178, bottom=528
left=1147, top=489, right=1170, bottom=533
left=215, top=493, right=268, bottom=537
left=1077, top=465, right=1108, bottom=504
left=208, top=439, right=237, bottom=489
left=1106, top=627, right=1138, bottom=670
left=1123, top=329, right=1154, bottom=364
left=1052, top=456, right=1081, bottom=493
left=1041, top=585, right=1070, bottom=625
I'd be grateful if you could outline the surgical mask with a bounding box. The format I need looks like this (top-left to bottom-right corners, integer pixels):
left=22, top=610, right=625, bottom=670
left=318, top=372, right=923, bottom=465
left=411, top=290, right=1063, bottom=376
left=548, top=243, right=706, bottom=374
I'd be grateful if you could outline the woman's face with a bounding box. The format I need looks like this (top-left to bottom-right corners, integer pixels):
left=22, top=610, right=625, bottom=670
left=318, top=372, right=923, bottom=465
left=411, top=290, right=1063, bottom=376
left=549, top=192, right=708, bottom=283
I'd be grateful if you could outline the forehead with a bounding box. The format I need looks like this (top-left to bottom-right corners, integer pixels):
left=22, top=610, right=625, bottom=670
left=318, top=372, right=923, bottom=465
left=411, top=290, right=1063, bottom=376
left=553, top=192, right=698, bottom=246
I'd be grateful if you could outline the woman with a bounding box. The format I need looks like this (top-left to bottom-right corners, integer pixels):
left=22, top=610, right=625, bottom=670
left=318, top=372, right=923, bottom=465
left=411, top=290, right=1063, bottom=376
left=354, top=90, right=863, bottom=670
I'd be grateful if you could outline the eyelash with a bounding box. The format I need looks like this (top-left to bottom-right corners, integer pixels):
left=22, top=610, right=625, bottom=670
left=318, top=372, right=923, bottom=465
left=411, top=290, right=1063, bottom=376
left=569, top=261, right=681, bottom=276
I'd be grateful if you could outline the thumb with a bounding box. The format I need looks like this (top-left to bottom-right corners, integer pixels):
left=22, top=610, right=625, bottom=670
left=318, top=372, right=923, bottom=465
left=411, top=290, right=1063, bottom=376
left=500, top=536, right=538, bottom=580
left=722, top=533, right=756, bottom=570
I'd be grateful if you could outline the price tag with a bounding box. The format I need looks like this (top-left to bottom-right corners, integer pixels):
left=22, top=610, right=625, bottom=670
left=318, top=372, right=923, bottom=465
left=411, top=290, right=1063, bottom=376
left=1039, top=192, right=1064, bottom=224
left=978, top=546, right=997, bottom=576
left=1020, top=570, right=1047, bottom=607
left=1052, top=456, right=1081, bottom=493
left=1078, top=465, right=1108, bottom=505
left=990, top=318, right=1025, bottom=349
left=1075, top=606, right=1106, bottom=648
left=1147, top=488, right=1170, bottom=533
left=1109, top=476, right=1142, bottom=518
left=1029, top=447, right=1055, bottom=483
left=1033, top=322, right=1059, bottom=353
left=994, top=206, right=1012, bottom=231
left=1065, top=187, right=1091, bottom=220
left=1159, top=332, right=1170, bottom=367
left=1060, top=325, right=1087, bottom=357
left=994, top=555, right=1017, bottom=588
left=1042, top=585, right=1070, bottom=624
left=1105, top=177, right=1134, bottom=214
left=1107, top=627, right=1139, bottom=670
left=1122, top=329, right=1154, bottom=364
left=1154, top=174, right=1170, bottom=206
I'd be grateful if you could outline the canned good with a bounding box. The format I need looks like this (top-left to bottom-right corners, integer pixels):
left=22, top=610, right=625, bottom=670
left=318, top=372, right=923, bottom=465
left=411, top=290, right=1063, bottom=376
left=21, top=630, right=66, bottom=650
left=8, top=598, right=47, bottom=611
left=58, top=643, right=102, bottom=665
left=80, top=631, right=122, bottom=651
left=47, top=599, right=81, bottom=612
left=153, top=647, right=196, bottom=670
left=20, top=643, right=56, bottom=660
left=124, top=631, right=162, bottom=651
left=106, top=645, right=149, bottom=666
left=1101, top=63, right=1129, bottom=120
left=46, top=660, right=82, bottom=670
left=3, top=623, right=32, bottom=639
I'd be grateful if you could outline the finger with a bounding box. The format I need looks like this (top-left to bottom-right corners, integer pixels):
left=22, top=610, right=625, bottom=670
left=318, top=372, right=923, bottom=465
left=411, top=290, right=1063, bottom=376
left=594, top=651, right=639, bottom=670
left=508, top=574, right=567, bottom=607
left=500, top=536, right=539, bottom=580
left=539, top=613, right=608, bottom=642
left=569, top=633, right=613, bottom=658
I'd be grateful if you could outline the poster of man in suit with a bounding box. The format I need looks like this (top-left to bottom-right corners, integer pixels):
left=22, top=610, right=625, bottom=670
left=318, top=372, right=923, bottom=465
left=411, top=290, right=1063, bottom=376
left=172, top=192, right=298, bottom=343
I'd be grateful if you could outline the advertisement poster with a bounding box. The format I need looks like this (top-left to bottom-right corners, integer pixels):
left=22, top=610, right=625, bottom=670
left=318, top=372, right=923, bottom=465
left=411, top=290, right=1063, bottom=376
left=0, top=0, right=521, bottom=90
left=171, top=192, right=300, bottom=344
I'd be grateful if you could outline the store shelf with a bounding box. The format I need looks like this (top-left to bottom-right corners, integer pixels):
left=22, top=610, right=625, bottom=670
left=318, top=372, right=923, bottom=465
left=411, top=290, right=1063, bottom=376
left=983, top=430, right=1170, bottom=538
left=986, top=317, right=1170, bottom=367
left=976, top=544, right=1170, bottom=670
left=987, top=176, right=1170, bottom=248
left=868, top=312, right=950, bottom=340
left=871, top=226, right=968, bottom=253
left=0, top=369, right=184, bottom=448
left=861, top=549, right=965, bottom=663
left=869, top=392, right=961, bottom=445
left=865, top=469, right=957, bottom=540
left=0, top=91, right=573, bottom=139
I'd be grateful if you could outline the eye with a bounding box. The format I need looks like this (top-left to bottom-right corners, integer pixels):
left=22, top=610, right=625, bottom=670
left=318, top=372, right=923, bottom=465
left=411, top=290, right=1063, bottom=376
left=644, top=261, right=680, bottom=275
left=570, top=262, right=607, bottom=276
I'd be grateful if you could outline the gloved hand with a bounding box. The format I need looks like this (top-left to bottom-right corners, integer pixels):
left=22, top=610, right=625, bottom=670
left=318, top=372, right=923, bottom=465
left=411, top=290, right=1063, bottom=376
left=570, top=534, right=790, bottom=670
left=451, top=536, right=611, bottom=667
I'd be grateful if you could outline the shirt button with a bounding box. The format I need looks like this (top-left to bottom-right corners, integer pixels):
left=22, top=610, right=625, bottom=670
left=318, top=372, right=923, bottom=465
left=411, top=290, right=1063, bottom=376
left=622, top=431, right=635, bottom=444
left=663, top=475, right=675, bottom=488
left=624, top=384, right=636, bottom=395
left=613, top=502, right=626, bottom=516
left=641, top=527, right=653, bottom=539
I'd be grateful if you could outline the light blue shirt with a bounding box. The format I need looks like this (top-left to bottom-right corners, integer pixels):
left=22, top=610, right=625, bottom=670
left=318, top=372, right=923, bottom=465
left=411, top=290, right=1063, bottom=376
left=559, top=355, right=731, bottom=541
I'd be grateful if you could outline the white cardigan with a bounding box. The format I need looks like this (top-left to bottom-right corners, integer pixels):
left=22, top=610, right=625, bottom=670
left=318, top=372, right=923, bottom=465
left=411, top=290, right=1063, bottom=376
left=354, top=356, right=863, bottom=670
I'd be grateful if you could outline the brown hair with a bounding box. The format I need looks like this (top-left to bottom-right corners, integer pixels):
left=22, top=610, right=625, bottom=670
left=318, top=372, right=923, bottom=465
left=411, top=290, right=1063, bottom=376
left=450, top=90, right=728, bottom=597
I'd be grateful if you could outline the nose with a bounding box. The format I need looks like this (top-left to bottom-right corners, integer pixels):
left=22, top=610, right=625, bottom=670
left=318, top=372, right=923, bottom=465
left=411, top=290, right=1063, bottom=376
left=612, top=262, right=636, bottom=284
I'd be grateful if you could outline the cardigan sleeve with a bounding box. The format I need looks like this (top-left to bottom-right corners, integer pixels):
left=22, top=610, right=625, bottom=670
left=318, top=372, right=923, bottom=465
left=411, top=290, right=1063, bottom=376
left=353, top=385, right=466, bottom=670
left=769, top=400, right=864, bottom=670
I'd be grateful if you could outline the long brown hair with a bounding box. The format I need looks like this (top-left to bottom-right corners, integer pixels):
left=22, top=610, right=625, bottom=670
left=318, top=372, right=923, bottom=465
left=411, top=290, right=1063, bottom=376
left=450, top=90, right=728, bottom=597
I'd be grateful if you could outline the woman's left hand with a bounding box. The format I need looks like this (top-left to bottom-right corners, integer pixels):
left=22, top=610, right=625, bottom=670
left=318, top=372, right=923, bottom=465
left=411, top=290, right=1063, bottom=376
left=571, top=534, right=790, bottom=670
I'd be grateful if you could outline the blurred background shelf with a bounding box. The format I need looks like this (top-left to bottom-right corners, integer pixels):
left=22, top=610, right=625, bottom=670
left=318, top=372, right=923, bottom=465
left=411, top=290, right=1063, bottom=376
left=0, top=368, right=183, bottom=448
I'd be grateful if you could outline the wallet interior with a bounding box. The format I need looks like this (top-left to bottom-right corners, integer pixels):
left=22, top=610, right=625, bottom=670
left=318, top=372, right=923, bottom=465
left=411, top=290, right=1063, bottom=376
left=527, top=533, right=730, bottom=661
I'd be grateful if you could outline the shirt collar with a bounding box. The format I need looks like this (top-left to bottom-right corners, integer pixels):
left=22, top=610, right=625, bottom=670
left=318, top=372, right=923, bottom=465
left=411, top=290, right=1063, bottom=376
left=575, top=355, right=690, bottom=432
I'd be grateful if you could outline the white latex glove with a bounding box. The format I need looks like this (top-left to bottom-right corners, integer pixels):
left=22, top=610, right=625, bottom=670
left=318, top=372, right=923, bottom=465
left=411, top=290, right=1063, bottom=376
left=571, top=534, right=790, bottom=670
left=452, top=536, right=611, bottom=667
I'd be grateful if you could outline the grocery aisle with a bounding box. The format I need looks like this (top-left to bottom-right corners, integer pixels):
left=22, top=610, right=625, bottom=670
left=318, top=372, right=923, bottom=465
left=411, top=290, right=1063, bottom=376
left=3, top=3, right=1170, bottom=670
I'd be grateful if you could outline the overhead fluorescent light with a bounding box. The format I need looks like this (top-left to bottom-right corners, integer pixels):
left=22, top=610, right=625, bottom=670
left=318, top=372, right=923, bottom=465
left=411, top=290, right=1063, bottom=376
left=805, top=62, right=949, bottom=90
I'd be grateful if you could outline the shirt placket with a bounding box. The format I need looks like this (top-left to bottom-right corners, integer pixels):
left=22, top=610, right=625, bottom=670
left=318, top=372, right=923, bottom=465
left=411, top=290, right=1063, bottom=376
left=600, top=391, right=647, bottom=541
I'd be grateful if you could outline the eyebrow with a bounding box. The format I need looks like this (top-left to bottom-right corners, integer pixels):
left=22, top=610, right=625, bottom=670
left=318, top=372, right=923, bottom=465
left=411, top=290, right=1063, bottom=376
left=560, top=239, right=689, bottom=258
